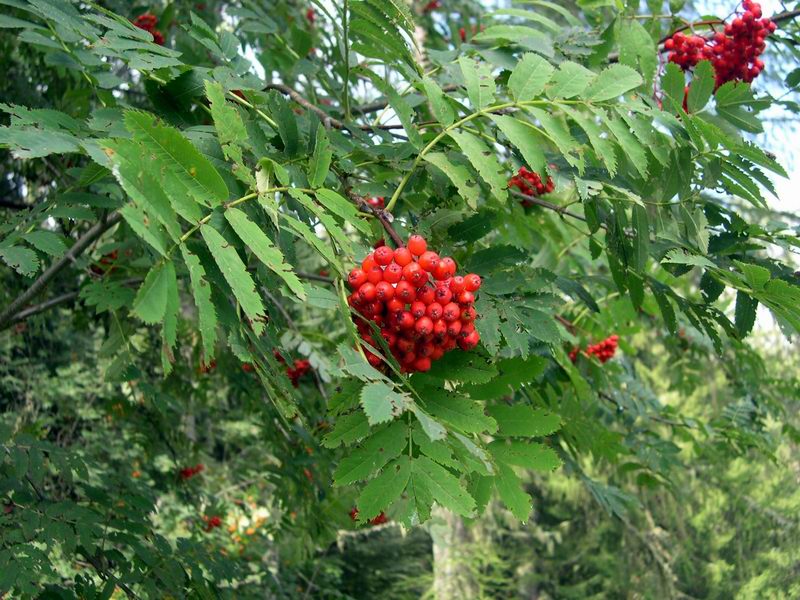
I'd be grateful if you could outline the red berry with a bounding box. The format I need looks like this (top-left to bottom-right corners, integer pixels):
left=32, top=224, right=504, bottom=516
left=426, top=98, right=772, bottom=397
left=418, top=251, right=440, bottom=272
left=458, top=330, right=480, bottom=351
left=457, top=291, right=475, bottom=305
left=426, top=302, right=443, bottom=320
left=433, top=319, right=448, bottom=338
left=395, top=311, right=415, bottom=330
left=434, top=286, right=453, bottom=305
left=386, top=298, right=405, bottom=314
left=366, top=266, right=384, bottom=285
left=393, top=247, right=413, bottom=266
left=403, top=262, right=428, bottom=286
left=460, top=306, right=477, bottom=322
left=416, top=286, right=436, bottom=305
left=395, top=281, right=416, bottom=303
left=348, top=269, right=367, bottom=289
left=383, top=263, right=403, bottom=284
left=374, top=246, right=394, bottom=266
left=375, top=281, right=394, bottom=301
left=450, top=276, right=466, bottom=293
left=358, top=282, right=377, bottom=302
left=407, top=235, right=427, bottom=256
left=362, top=254, right=377, bottom=272
left=414, top=357, right=432, bottom=372
left=446, top=320, right=462, bottom=337
left=417, top=343, right=434, bottom=358
left=443, top=303, right=461, bottom=322
left=415, top=316, right=433, bottom=336
left=464, top=274, right=481, bottom=292
left=411, top=301, right=427, bottom=319
left=434, top=257, right=456, bottom=280
left=396, top=336, right=415, bottom=353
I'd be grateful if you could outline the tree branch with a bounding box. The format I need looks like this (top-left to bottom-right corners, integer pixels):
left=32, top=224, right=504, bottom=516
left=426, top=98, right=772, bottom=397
left=296, top=271, right=334, bottom=284
left=0, top=198, right=28, bottom=210
left=351, top=84, right=460, bottom=115
left=344, top=188, right=405, bottom=247
left=8, top=289, right=79, bottom=323
left=0, top=211, right=122, bottom=330
left=509, top=189, right=604, bottom=229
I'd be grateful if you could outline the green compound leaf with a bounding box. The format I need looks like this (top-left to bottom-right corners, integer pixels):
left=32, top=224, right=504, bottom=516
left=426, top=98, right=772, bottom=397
left=132, top=261, right=175, bottom=325
left=412, top=456, right=476, bottom=518
left=487, top=405, right=561, bottom=437
left=180, top=245, right=218, bottom=359
left=224, top=207, right=306, bottom=300
left=357, top=456, right=412, bottom=521
left=448, top=130, right=508, bottom=201
left=200, top=224, right=266, bottom=334
left=489, top=440, right=561, bottom=472
left=508, top=52, right=554, bottom=101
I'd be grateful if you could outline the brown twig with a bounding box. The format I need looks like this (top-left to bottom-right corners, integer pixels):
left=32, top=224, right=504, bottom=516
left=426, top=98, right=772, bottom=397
left=295, top=271, right=334, bottom=284
left=351, top=84, right=460, bottom=115
left=345, top=189, right=405, bottom=247
left=0, top=211, right=122, bottom=330
left=509, top=189, right=604, bottom=229
left=0, top=198, right=28, bottom=210
left=6, top=277, right=143, bottom=326
left=555, top=314, right=577, bottom=332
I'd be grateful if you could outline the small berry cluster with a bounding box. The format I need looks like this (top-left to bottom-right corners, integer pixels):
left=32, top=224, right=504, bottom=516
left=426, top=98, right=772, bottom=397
left=569, top=335, right=619, bottom=364
left=347, top=235, right=481, bottom=373
left=366, top=196, right=385, bottom=210
left=132, top=13, right=165, bottom=45
left=273, top=351, right=312, bottom=387
left=179, top=464, right=204, bottom=480
left=508, top=167, right=555, bottom=206
left=422, top=0, right=441, bottom=13
left=459, top=25, right=485, bottom=42
left=198, top=359, right=216, bottom=374
left=665, top=1, right=775, bottom=87
left=203, top=515, right=222, bottom=532
left=91, top=250, right=118, bottom=276
left=306, top=8, right=315, bottom=23
left=349, top=507, right=389, bottom=525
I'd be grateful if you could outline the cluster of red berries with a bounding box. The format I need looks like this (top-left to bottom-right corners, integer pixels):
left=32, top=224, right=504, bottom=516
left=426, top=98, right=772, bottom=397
left=569, top=335, right=619, bottom=364
left=132, top=13, right=165, bottom=45
left=306, top=8, right=315, bottom=23
left=179, top=464, right=204, bottom=480
left=665, top=1, right=775, bottom=87
left=349, top=507, right=389, bottom=525
left=273, top=351, right=312, bottom=387
left=508, top=167, right=555, bottom=206
left=347, top=235, right=482, bottom=373
left=459, top=25, right=485, bottom=42
left=422, top=0, right=441, bottom=13
left=202, top=515, right=222, bottom=532
left=198, top=359, right=216, bottom=374
left=91, top=249, right=118, bottom=276
left=366, top=196, right=385, bottom=210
